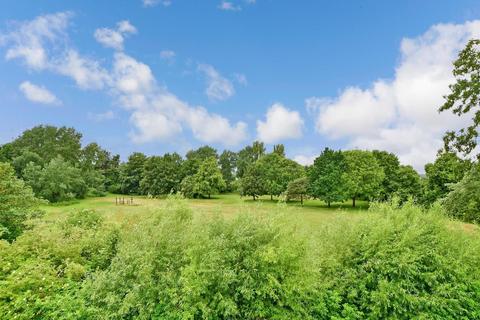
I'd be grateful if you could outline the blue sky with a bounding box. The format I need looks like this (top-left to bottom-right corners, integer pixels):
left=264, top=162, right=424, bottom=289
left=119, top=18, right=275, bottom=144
left=1, top=0, right=479, bottom=170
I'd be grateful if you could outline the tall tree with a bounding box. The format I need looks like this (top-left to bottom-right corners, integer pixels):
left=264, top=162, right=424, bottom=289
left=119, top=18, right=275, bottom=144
left=11, top=151, right=43, bottom=178
left=285, top=177, right=308, bottom=205
left=0, top=163, right=42, bottom=242
left=120, top=152, right=147, bottom=195
left=181, top=157, right=225, bottom=198
left=183, top=146, right=218, bottom=177
left=1, top=125, right=82, bottom=164
left=423, top=151, right=471, bottom=205
left=141, top=153, right=183, bottom=196
left=240, top=164, right=265, bottom=200
left=252, top=141, right=266, bottom=160
left=236, top=141, right=266, bottom=178
left=273, top=144, right=285, bottom=157
left=308, top=148, right=347, bottom=207
left=343, top=150, right=384, bottom=207
left=443, top=163, right=480, bottom=223
left=372, top=150, right=401, bottom=201
left=440, top=39, right=480, bottom=156
left=219, top=150, right=237, bottom=192
left=395, top=165, right=423, bottom=203
left=23, top=156, right=88, bottom=202
left=256, top=153, right=304, bottom=200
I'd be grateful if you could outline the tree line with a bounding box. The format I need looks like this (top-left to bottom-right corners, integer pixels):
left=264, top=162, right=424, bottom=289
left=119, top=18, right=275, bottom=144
left=0, top=125, right=475, bottom=208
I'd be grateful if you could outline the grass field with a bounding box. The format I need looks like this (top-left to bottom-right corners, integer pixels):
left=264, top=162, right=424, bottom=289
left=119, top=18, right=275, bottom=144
left=41, top=193, right=370, bottom=231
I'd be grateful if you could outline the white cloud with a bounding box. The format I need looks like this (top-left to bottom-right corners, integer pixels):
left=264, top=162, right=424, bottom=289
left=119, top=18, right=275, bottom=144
left=55, top=50, right=111, bottom=90
left=112, top=53, right=247, bottom=145
left=117, top=21, right=137, bottom=34
left=198, top=63, right=235, bottom=101
left=293, top=154, right=315, bottom=166
left=0, top=12, right=71, bottom=70
left=257, top=103, right=304, bottom=143
left=143, top=0, right=171, bottom=7
left=94, top=20, right=136, bottom=51
left=160, top=50, right=175, bottom=63
left=312, top=21, right=480, bottom=171
left=88, top=110, right=115, bottom=122
left=234, top=73, right=248, bottom=86
left=2, top=13, right=247, bottom=147
left=19, top=81, right=61, bottom=105
left=1, top=12, right=110, bottom=90
left=218, top=1, right=241, bottom=11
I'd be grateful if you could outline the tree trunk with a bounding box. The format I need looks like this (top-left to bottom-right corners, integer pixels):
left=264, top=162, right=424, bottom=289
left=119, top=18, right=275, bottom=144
left=208, top=194, right=211, bottom=199
left=300, top=194, right=303, bottom=206
left=352, top=197, right=356, bottom=208
left=327, top=201, right=331, bottom=208
left=270, top=194, right=273, bottom=201
left=253, top=195, right=256, bottom=201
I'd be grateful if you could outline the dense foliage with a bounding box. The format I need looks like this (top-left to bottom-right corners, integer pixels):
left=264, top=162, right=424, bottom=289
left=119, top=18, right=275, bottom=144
left=444, top=163, right=480, bottom=223
left=0, top=163, right=43, bottom=242
left=440, top=39, right=480, bottom=156
left=1, top=198, right=480, bottom=319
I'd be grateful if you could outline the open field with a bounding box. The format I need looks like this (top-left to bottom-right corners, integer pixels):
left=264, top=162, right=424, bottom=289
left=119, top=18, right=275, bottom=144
left=42, top=193, right=370, bottom=229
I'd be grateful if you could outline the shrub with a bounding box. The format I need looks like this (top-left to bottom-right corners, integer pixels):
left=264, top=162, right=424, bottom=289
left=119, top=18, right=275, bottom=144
left=443, top=164, right=480, bottom=223
left=2, top=198, right=480, bottom=319
left=314, top=201, right=480, bottom=319
left=0, top=162, right=43, bottom=242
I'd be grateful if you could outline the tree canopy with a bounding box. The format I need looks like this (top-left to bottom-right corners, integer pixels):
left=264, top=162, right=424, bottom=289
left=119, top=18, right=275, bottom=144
left=0, top=162, right=43, bottom=241
left=440, top=39, right=480, bottom=156
left=343, top=150, right=385, bottom=207
left=308, top=148, right=347, bottom=207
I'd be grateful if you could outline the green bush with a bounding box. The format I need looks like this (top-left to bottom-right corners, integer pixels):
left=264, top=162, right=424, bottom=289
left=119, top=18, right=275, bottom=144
left=315, top=201, right=480, bottom=319
left=443, top=164, right=480, bottom=223
left=0, top=162, right=43, bottom=242
left=1, top=198, right=480, bottom=319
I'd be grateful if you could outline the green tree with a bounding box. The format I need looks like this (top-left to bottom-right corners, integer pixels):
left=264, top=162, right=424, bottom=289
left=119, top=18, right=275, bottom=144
left=0, top=163, right=43, bottom=242
left=308, top=148, right=347, bottom=207
left=285, top=177, right=308, bottom=205
left=252, top=141, right=266, bottom=160
left=141, top=153, right=183, bottom=196
left=257, top=153, right=304, bottom=200
left=23, top=156, right=88, bottom=202
left=120, top=152, right=147, bottom=194
left=236, top=141, right=266, bottom=179
left=372, top=150, right=401, bottom=201
left=343, top=150, right=384, bottom=207
left=440, top=39, right=480, bottom=156
left=423, top=152, right=471, bottom=205
left=240, top=164, right=265, bottom=200
left=219, top=150, right=237, bottom=192
left=443, top=163, right=480, bottom=223
left=182, top=146, right=218, bottom=177
left=11, top=151, right=43, bottom=178
left=395, top=165, right=423, bottom=203
left=273, top=144, right=285, bottom=157
left=192, top=157, right=226, bottom=198
left=2, top=125, right=82, bottom=164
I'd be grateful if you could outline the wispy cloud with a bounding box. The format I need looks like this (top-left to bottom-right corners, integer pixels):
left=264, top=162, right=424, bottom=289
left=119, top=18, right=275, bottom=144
left=143, top=0, right=171, bottom=7
left=218, top=1, right=241, bottom=11
left=19, top=81, right=61, bottom=105
left=160, top=50, right=176, bottom=64
left=94, top=20, right=137, bottom=51
left=198, top=63, right=235, bottom=101
left=88, top=110, right=115, bottom=122
left=2, top=13, right=248, bottom=147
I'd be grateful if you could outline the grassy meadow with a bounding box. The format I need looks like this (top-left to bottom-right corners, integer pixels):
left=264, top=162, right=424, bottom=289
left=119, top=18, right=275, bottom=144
left=41, top=194, right=372, bottom=234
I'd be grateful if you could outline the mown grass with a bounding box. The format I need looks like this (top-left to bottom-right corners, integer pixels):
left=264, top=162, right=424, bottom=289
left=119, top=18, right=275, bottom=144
left=41, top=193, right=370, bottom=232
